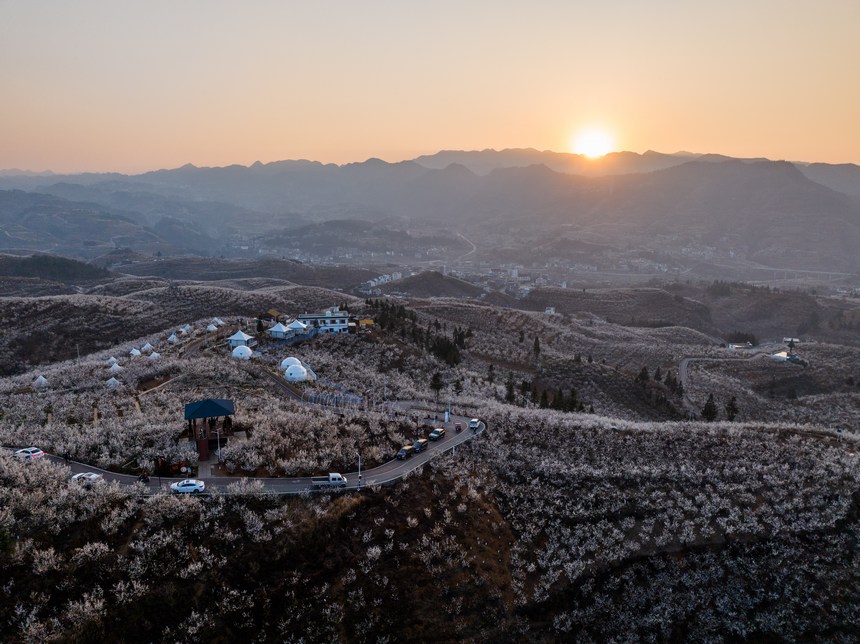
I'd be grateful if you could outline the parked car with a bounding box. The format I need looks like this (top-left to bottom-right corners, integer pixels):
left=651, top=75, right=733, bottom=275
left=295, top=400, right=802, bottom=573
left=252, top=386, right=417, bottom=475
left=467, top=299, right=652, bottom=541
left=396, top=445, right=415, bottom=460
left=14, top=447, right=44, bottom=460
left=71, top=472, right=103, bottom=486
left=428, top=427, right=446, bottom=441
left=412, top=438, right=430, bottom=453
left=170, top=479, right=205, bottom=494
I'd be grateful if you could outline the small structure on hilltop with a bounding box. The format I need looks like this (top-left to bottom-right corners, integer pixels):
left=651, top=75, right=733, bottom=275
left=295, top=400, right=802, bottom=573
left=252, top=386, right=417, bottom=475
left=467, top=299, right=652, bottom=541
left=168, top=333, right=179, bottom=344
left=227, top=330, right=255, bottom=348
left=206, top=323, right=218, bottom=333
left=141, top=342, right=154, bottom=353
left=184, top=398, right=235, bottom=461
left=109, top=362, right=123, bottom=373
left=129, top=348, right=142, bottom=357
left=284, top=364, right=309, bottom=382
left=149, top=351, right=161, bottom=360
left=232, top=345, right=253, bottom=360
left=772, top=351, right=790, bottom=361
left=33, top=375, right=49, bottom=389
left=106, top=377, right=121, bottom=390
left=107, top=356, right=118, bottom=365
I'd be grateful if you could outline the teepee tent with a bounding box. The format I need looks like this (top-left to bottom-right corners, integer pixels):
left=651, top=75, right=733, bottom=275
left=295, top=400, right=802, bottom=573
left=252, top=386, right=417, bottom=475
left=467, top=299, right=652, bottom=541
left=106, top=377, right=121, bottom=390
left=141, top=342, right=154, bottom=353
left=109, top=363, right=123, bottom=373
left=33, top=375, right=49, bottom=389
left=129, top=348, right=141, bottom=357
left=206, top=323, right=218, bottom=333
left=107, top=356, right=118, bottom=365
left=168, top=333, right=179, bottom=344
left=149, top=351, right=161, bottom=360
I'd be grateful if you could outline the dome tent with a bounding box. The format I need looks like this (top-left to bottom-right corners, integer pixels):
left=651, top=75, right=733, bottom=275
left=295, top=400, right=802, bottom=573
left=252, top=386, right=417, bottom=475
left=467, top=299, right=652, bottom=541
left=280, top=356, right=301, bottom=370
left=231, top=345, right=253, bottom=360
left=284, top=364, right=308, bottom=382
left=33, top=375, right=49, bottom=389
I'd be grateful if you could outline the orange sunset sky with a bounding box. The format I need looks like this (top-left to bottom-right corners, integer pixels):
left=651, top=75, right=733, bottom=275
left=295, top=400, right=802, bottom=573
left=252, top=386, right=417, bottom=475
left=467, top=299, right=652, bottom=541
left=1, top=0, right=858, bottom=173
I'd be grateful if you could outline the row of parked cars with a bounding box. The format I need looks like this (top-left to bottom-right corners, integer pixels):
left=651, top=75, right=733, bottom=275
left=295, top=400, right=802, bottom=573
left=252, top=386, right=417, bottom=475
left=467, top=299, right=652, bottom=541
left=395, top=419, right=480, bottom=460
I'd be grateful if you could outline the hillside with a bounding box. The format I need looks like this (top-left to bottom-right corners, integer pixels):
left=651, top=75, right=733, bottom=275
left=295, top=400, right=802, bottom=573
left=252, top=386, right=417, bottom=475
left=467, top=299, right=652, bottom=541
left=378, top=271, right=485, bottom=298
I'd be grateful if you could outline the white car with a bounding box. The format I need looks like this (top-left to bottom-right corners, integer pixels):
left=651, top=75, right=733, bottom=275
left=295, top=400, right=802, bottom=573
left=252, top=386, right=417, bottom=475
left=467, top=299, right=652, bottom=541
left=71, top=472, right=103, bottom=485
left=15, top=447, right=45, bottom=460
left=170, top=479, right=205, bottom=494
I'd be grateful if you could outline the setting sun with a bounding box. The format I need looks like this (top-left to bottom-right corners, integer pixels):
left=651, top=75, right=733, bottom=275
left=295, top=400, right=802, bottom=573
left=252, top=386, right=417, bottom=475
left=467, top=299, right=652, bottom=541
left=572, top=128, right=615, bottom=158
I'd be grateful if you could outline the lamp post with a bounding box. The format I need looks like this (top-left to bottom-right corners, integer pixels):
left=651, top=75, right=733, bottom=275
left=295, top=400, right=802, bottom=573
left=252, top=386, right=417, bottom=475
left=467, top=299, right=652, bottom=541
left=216, top=424, right=222, bottom=464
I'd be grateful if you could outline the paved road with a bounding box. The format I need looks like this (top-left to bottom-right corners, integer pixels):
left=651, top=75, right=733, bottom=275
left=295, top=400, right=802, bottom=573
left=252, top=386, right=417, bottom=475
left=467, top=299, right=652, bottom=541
left=34, top=416, right=485, bottom=496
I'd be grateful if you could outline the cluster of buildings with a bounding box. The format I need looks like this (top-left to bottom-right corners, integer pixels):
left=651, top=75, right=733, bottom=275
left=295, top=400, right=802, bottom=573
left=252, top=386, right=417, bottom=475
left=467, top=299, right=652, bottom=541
left=357, top=272, right=404, bottom=295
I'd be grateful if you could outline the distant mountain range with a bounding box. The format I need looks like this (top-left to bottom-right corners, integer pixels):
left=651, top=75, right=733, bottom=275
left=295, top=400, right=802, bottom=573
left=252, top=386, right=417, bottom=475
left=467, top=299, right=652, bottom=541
left=0, top=149, right=858, bottom=271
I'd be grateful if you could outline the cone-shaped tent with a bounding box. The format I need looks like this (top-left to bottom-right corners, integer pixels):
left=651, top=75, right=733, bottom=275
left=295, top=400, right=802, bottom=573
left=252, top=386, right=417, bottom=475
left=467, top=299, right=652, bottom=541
left=141, top=342, right=154, bottom=353
left=107, top=356, right=118, bottom=365
left=33, top=375, right=49, bottom=389
left=106, top=377, right=121, bottom=390
left=149, top=351, right=161, bottom=360
left=109, top=363, right=123, bottom=373
left=129, top=348, right=141, bottom=357
left=206, top=323, right=218, bottom=332
left=168, top=333, right=179, bottom=344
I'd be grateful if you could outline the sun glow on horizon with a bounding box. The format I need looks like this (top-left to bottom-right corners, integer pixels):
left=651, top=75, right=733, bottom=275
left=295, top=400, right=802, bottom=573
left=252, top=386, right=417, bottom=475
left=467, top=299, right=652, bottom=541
left=571, top=128, right=615, bottom=158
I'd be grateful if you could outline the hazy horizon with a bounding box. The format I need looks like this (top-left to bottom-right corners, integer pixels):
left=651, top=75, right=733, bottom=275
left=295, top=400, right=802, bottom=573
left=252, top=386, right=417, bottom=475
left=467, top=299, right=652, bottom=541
left=2, top=0, right=859, bottom=173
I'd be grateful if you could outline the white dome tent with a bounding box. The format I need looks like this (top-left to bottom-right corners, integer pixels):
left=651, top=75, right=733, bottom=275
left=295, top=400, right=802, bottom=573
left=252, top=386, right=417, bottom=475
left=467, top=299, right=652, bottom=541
left=33, top=375, right=49, bottom=389
left=109, top=363, right=123, bottom=373
left=231, top=345, right=253, bottom=360
left=280, top=356, right=301, bottom=370
left=106, top=377, right=121, bottom=390
left=284, top=364, right=308, bottom=382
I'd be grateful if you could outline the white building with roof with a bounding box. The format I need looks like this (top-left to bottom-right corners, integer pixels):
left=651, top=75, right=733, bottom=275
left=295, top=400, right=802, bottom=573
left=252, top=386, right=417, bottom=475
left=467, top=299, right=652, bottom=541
left=297, top=305, right=350, bottom=334
left=227, top=330, right=255, bottom=348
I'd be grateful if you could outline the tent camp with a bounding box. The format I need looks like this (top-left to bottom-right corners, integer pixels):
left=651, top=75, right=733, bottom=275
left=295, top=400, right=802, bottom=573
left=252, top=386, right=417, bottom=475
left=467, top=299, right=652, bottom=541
left=227, top=330, right=254, bottom=348
left=232, top=345, right=253, bottom=360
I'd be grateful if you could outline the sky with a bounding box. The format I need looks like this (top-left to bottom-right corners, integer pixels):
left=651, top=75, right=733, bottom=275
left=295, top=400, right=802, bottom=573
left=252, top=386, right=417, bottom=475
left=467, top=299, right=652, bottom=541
left=1, top=0, right=858, bottom=173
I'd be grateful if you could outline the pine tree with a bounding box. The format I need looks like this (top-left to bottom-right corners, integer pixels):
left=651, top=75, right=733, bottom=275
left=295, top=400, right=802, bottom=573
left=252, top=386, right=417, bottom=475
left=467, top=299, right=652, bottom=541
left=654, top=366, right=663, bottom=382
left=725, top=396, right=739, bottom=421
left=430, top=372, right=443, bottom=402
left=701, top=393, right=718, bottom=422
left=487, top=363, right=495, bottom=384
left=539, top=389, right=549, bottom=408
left=505, top=372, right=515, bottom=403
left=533, top=336, right=541, bottom=358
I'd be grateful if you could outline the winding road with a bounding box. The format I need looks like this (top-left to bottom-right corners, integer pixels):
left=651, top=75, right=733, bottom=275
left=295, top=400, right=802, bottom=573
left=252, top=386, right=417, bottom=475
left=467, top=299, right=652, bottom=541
left=35, top=414, right=485, bottom=496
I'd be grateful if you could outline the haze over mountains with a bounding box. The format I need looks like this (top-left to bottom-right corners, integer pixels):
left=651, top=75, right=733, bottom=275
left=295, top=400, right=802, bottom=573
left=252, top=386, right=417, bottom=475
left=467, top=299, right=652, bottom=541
left=1, top=149, right=859, bottom=273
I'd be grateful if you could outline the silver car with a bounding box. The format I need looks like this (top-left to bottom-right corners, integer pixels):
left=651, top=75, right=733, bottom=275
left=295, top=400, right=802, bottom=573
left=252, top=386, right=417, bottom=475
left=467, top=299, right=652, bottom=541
left=170, top=479, right=205, bottom=494
left=71, top=472, right=103, bottom=486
